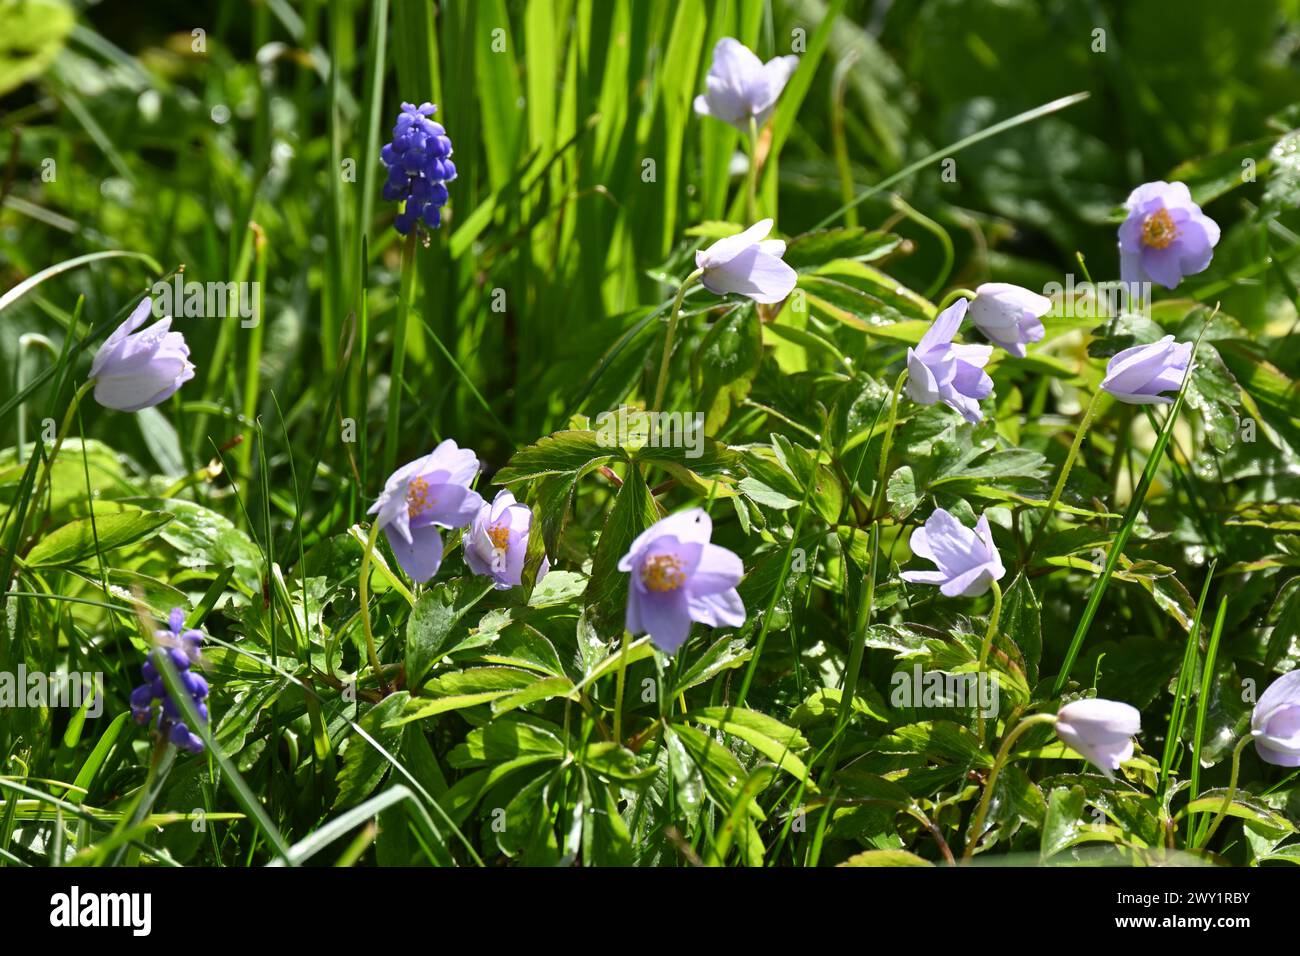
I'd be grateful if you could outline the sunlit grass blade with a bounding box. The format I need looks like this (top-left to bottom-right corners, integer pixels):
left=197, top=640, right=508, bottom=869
left=1159, top=562, right=1216, bottom=793
left=814, top=92, right=1090, bottom=229
left=1051, top=339, right=1201, bottom=695
left=270, top=784, right=440, bottom=866
left=0, top=251, right=160, bottom=315
left=1189, top=595, right=1229, bottom=845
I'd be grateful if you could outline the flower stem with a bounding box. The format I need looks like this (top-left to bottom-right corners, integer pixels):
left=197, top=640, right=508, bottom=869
left=746, top=117, right=760, bottom=224
left=824, top=370, right=907, bottom=779
left=1050, top=345, right=1200, bottom=696
left=975, top=578, right=1004, bottom=742
left=613, top=629, right=632, bottom=744
left=1197, top=733, right=1252, bottom=850
left=23, top=379, right=95, bottom=546
left=936, top=287, right=977, bottom=311
left=869, top=370, right=909, bottom=521
left=652, top=268, right=704, bottom=411
left=963, top=712, right=1058, bottom=859
left=976, top=579, right=1004, bottom=672
left=357, top=518, right=388, bottom=695
left=1025, top=388, right=1104, bottom=564
left=383, top=230, right=419, bottom=478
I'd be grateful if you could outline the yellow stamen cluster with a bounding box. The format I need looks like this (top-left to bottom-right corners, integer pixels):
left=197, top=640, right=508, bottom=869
left=641, top=553, right=686, bottom=592
left=1140, top=208, right=1178, bottom=250
left=486, top=524, right=511, bottom=551
left=406, top=477, right=433, bottom=518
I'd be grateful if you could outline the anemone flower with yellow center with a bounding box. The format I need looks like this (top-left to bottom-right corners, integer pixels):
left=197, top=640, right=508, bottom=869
left=618, top=508, right=746, bottom=654
left=464, top=490, right=548, bottom=590
left=368, top=439, right=483, bottom=584
left=1118, top=180, right=1219, bottom=290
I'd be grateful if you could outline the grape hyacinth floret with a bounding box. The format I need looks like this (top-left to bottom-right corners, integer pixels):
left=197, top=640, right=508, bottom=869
left=129, top=608, right=209, bottom=754
left=380, top=102, right=456, bottom=236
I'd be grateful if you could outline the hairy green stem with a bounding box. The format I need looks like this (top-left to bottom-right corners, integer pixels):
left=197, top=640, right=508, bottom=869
left=1198, top=733, right=1253, bottom=850
left=869, top=371, right=909, bottom=520
left=383, top=231, right=419, bottom=477
left=936, top=287, right=977, bottom=312
left=746, top=116, right=760, bottom=224
left=976, top=579, right=1005, bottom=672
left=975, top=578, right=1004, bottom=742
left=825, top=370, right=907, bottom=778
left=357, top=518, right=387, bottom=695
left=964, top=712, right=1058, bottom=859
left=890, top=195, right=953, bottom=300
left=652, top=268, right=703, bottom=411
left=1026, top=388, right=1105, bottom=563
left=15, top=334, right=58, bottom=466
left=612, top=629, right=632, bottom=744
left=23, top=379, right=95, bottom=546
left=238, top=227, right=269, bottom=478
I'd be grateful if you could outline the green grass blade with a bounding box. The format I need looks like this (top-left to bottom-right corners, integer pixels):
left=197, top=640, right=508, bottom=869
left=814, top=92, right=1090, bottom=230
left=1051, top=348, right=1200, bottom=695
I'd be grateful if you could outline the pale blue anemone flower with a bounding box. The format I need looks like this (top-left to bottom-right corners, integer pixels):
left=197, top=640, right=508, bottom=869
left=368, top=439, right=484, bottom=583
left=618, top=509, right=745, bottom=654
left=693, top=37, right=798, bottom=132
left=1252, top=670, right=1300, bottom=767
left=90, top=299, right=195, bottom=412
left=900, top=508, right=1005, bottom=598
left=1100, top=335, right=1192, bottom=405
left=1055, top=698, right=1141, bottom=778
left=967, top=283, right=1050, bottom=358
left=464, top=490, right=548, bottom=590
left=905, top=299, right=994, bottom=424
left=695, top=219, right=797, bottom=304
left=1118, top=180, right=1219, bottom=290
